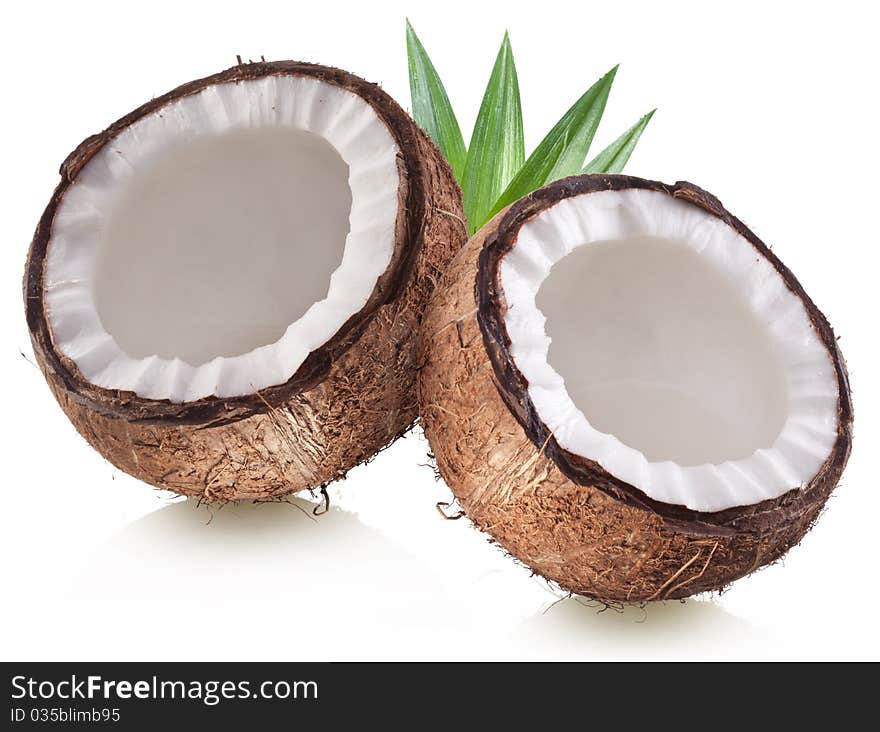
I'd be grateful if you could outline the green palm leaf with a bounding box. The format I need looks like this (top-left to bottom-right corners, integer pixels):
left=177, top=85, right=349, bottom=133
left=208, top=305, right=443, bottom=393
left=584, top=109, right=655, bottom=174
left=460, top=32, right=525, bottom=234
left=405, top=20, right=468, bottom=181
left=488, top=66, right=618, bottom=220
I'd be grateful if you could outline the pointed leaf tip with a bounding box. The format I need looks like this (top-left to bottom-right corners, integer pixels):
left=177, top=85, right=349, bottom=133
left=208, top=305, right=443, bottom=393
left=487, top=66, right=618, bottom=219
left=583, top=109, right=655, bottom=175
left=461, top=30, right=525, bottom=233
left=406, top=21, right=467, bottom=182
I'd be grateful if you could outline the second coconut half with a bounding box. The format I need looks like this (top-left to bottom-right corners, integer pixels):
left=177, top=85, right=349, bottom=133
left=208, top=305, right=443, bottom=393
left=419, top=174, right=852, bottom=602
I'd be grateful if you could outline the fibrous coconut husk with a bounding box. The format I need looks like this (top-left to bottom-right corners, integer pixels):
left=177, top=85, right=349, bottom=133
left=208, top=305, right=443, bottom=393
left=418, top=174, right=852, bottom=602
left=25, top=61, right=466, bottom=501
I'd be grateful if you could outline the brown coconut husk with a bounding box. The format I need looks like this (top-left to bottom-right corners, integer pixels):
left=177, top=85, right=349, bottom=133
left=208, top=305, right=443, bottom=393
left=25, top=61, right=466, bottom=501
left=418, top=174, right=853, bottom=602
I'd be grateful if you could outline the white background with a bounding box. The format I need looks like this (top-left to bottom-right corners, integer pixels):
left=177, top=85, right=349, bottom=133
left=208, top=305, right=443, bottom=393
left=2, top=0, right=878, bottom=661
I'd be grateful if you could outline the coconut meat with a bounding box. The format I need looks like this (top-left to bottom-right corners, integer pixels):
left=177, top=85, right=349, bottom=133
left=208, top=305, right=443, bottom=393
left=501, top=189, right=839, bottom=512
left=44, top=75, right=400, bottom=402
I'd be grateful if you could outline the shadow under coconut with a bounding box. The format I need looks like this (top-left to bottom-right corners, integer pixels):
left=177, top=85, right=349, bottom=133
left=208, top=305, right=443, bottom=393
left=62, top=497, right=462, bottom=659
left=515, top=595, right=771, bottom=659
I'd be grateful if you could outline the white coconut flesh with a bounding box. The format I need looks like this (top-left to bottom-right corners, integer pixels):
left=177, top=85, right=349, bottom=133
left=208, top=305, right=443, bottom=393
left=44, top=75, right=401, bottom=402
left=501, top=189, right=839, bottom=512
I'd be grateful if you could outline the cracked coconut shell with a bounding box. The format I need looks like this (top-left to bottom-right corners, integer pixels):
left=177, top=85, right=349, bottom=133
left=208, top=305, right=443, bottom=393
left=418, top=174, right=852, bottom=602
left=25, top=61, right=466, bottom=501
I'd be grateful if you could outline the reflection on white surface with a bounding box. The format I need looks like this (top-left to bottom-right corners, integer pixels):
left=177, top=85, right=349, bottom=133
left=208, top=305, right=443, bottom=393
left=516, top=596, right=766, bottom=660
left=0, top=414, right=802, bottom=661
left=61, top=497, right=469, bottom=660
left=0, top=417, right=831, bottom=661
left=41, top=492, right=766, bottom=660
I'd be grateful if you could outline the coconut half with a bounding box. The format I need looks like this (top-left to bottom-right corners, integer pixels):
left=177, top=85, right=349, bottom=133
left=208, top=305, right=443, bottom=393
left=26, top=61, right=465, bottom=501
left=419, top=174, right=852, bottom=602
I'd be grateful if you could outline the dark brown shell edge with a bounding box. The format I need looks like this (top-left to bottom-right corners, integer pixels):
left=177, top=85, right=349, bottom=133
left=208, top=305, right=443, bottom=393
left=477, top=174, right=852, bottom=537
left=28, top=61, right=430, bottom=424
left=25, top=61, right=467, bottom=500
left=418, top=174, right=852, bottom=601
